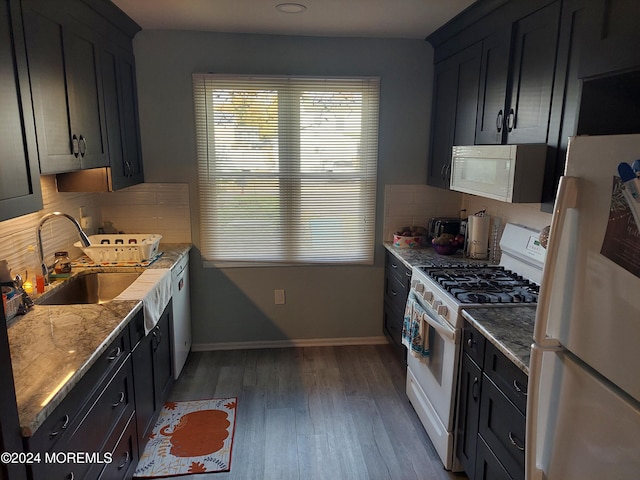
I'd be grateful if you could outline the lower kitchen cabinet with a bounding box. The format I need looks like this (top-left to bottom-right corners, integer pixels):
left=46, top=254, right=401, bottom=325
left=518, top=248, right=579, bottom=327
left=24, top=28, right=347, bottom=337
left=24, top=321, right=135, bottom=480
left=131, top=301, right=174, bottom=450
left=383, top=250, right=411, bottom=362
left=456, top=321, right=527, bottom=480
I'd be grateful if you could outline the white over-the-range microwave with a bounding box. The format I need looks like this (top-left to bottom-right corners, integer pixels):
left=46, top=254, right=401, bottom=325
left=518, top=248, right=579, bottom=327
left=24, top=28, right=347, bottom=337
left=450, top=144, right=548, bottom=203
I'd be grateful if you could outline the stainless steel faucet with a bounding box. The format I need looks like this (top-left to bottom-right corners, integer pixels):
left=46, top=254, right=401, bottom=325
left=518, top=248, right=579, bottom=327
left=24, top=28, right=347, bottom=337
left=37, top=212, right=91, bottom=285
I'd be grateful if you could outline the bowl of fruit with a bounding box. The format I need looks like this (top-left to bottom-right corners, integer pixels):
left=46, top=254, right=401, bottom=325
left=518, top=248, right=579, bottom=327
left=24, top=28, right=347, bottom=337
left=393, top=226, right=427, bottom=248
left=432, top=233, right=465, bottom=255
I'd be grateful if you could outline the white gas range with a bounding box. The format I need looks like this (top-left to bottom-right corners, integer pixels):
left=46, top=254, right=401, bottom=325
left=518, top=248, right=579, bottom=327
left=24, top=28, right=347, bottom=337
left=402, top=223, right=546, bottom=471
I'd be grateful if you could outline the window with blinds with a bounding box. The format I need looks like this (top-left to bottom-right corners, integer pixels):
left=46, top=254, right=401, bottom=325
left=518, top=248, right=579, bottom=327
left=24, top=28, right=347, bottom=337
left=192, top=74, right=380, bottom=266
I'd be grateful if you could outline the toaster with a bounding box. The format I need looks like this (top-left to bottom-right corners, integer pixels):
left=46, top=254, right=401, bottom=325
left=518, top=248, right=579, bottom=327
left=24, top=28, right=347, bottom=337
left=427, top=217, right=462, bottom=240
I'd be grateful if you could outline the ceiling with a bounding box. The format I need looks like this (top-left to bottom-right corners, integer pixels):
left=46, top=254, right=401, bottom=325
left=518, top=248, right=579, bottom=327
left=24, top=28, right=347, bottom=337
left=110, top=0, right=477, bottom=40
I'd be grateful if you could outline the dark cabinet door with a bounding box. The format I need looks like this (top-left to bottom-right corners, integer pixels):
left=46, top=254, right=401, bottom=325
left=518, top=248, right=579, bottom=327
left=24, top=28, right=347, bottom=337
left=505, top=1, right=561, bottom=144
left=475, top=28, right=511, bottom=145
left=456, top=353, right=483, bottom=479
left=132, top=302, right=174, bottom=449
left=102, top=44, right=144, bottom=190
left=578, top=0, right=640, bottom=79
left=475, top=436, right=513, bottom=480
left=22, top=0, right=108, bottom=173
left=0, top=0, right=42, bottom=222
left=475, top=2, right=561, bottom=145
left=153, top=303, right=174, bottom=406
left=428, top=42, right=482, bottom=188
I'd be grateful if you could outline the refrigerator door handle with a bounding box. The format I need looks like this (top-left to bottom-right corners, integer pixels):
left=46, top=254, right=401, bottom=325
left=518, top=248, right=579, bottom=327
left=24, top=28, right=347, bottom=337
left=526, top=343, right=562, bottom=480
left=533, top=176, right=579, bottom=347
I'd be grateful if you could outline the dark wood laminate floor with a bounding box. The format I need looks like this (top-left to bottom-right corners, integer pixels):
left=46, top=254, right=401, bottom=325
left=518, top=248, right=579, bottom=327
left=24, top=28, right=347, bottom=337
left=166, top=344, right=468, bottom=480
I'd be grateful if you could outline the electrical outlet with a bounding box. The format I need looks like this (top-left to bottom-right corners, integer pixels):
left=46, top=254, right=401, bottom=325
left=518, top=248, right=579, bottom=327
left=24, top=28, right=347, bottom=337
left=81, top=216, right=93, bottom=229
left=274, top=289, right=286, bottom=305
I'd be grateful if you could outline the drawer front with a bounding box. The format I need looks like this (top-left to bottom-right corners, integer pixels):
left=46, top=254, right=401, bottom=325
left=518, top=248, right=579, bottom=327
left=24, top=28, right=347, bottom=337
left=28, top=327, right=130, bottom=454
left=475, top=435, right=513, bottom=480
left=479, top=375, right=525, bottom=480
left=384, top=271, right=409, bottom=312
left=483, top=341, right=528, bottom=414
left=463, top=321, right=486, bottom=368
left=97, top=411, right=138, bottom=480
left=385, top=250, right=412, bottom=288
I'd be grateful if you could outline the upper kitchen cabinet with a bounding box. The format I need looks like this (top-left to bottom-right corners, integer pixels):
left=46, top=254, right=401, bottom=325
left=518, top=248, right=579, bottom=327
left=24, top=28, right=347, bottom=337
left=22, top=0, right=109, bottom=174
left=0, top=0, right=42, bottom=222
left=578, top=0, right=640, bottom=80
left=428, top=43, right=482, bottom=188
left=100, top=44, right=144, bottom=190
left=476, top=1, right=561, bottom=145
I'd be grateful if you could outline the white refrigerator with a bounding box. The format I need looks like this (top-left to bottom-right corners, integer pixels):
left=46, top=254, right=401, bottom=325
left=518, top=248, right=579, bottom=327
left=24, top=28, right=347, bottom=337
left=526, top=134, right=640, bottom=480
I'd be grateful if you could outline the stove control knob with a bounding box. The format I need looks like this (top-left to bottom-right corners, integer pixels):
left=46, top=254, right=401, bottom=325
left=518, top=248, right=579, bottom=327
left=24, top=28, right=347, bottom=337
left=433, top=300, right=442, bottom=310
left=414, top=282, right=425, bottom=293
left=422, top=291, right=433, bottom=303
left=437, top=304, right=449, bottom=318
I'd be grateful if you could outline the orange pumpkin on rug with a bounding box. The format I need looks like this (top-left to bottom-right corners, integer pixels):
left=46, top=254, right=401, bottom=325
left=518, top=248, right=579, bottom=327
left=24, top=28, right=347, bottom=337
left=159, top=409, right=230, bottom=457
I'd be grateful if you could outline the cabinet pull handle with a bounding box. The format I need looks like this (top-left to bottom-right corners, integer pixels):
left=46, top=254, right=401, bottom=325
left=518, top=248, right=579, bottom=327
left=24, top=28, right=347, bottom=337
left=78, top=135, right=87, bottom=156
left=472, top=376, right=480, bottom=400
left=440, top=164, right=447, bottom=180
left=111, top=391, right=125, bottom=408
left=390, top=289, right=397, bottom=297
left=467, top=337, right=475, bottom=348
left=509, top=431, right=525, bottom=451
left=507, top=108, right=515, bottom=132
left=405, top=270, right=412, bottom=277
left=50, top=414, right=70, bottom=438
left=107, top=346, right=122, bottom=361
left=496, top=110, right=503, bottom=133
left=391, top=263, right=398, bottom=269
left=72, top=135, right=80, bottom=157
left=117, top=451, right=130, bottom=470
left=66, top=473, right=74, bottom=480
left=513, top=379, right=528, bottom=396
left=444, top=163, right=451, bottom=181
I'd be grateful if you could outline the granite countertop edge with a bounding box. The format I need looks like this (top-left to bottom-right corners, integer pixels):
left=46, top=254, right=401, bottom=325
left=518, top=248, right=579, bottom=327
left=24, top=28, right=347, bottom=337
left=8, top=243, right=192, bottom=437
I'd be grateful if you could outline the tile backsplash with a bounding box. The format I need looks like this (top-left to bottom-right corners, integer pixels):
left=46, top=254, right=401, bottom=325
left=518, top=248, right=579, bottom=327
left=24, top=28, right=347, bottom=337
left=384, top=184, right=554, bottom=243
left=383, top=184, right=462, bottom=240
left=0, top=177, right=191, bottom=281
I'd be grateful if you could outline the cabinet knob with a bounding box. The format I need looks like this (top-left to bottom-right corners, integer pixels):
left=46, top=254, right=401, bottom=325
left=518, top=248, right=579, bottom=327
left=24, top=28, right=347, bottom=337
left=513, top=379, right=528, bottom=396
left=49, top=414, right=70, bottom=438
left=107, top=346, right=122, bottom=362
left=78, top=135, right=87, bottom=156
left=496, top=110, right=504, bottom=133
left=72, top=135, right=80, bottom=157
left=472, top=376, right=480, bottom=400
left=117, top=452, right=130, bottom=470
left=507, top=108, right=515, bottom=132
left=111, top=391, right=125, bottom=408
left=509, top=431, right=525, bottom=451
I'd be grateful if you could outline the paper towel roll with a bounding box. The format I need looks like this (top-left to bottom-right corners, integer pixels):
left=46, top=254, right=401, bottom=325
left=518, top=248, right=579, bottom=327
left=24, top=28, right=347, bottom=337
left=468, top=215, right=490, bottom=259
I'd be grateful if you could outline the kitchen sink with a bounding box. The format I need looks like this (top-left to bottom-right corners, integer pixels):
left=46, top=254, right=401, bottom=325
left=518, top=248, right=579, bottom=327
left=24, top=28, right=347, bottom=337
left=38, top=272, right=142, bottom=305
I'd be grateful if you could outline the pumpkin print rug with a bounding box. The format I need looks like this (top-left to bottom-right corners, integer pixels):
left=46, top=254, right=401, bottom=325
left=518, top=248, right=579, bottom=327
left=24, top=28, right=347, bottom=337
left=134, top=398, right=237, bottom=477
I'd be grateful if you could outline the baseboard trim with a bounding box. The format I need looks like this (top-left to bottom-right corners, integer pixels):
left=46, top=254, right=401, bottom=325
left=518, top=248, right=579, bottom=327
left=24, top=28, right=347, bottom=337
left=192, top=336, right=389, bottom=351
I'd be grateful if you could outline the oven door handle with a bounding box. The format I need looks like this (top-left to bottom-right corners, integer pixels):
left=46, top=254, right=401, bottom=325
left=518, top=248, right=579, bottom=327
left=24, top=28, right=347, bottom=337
left=421, top=309, right=456, bottom=342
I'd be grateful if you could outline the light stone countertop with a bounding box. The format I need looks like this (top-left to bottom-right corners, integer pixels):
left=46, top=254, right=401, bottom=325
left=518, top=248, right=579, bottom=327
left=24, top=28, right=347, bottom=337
left=384, top=243, right=536, bottom=375
left=8, top=243, right=191, bottom=437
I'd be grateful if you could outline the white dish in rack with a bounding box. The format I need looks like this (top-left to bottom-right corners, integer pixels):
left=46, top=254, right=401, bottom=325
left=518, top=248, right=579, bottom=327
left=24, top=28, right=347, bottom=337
left=74, top=234, right=162, bottom=263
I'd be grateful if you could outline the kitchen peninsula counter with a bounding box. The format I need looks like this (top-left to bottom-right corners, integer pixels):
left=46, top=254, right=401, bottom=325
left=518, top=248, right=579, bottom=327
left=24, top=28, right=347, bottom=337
left=384, top=243, right=536, bottom=375
left=8, top=243, right=191, bottom=437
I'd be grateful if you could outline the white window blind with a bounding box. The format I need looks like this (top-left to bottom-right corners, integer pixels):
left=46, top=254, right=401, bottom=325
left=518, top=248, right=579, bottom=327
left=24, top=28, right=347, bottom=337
left=193, top=74, right=380, bottom=266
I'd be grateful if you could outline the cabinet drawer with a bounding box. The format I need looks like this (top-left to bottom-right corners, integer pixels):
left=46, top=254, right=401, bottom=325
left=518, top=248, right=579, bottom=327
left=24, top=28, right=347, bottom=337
left=384, top=250, right=412, bottom=288
left=383, top=302, right=404, bottom=346
left=97, top=411, right=138, bottom=480
left=30, top=358, right=134, bottom=480
left=463, top=321, right=486, bottom=368
left=384, top=271, right=409, bottom=312
left=28, top=327, right=130, bottom=454
left=479, top=375, right=525, bottom=480
left=483, top=341, right=528, bottom=414
left=475, top=435, right=513, bottom=480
